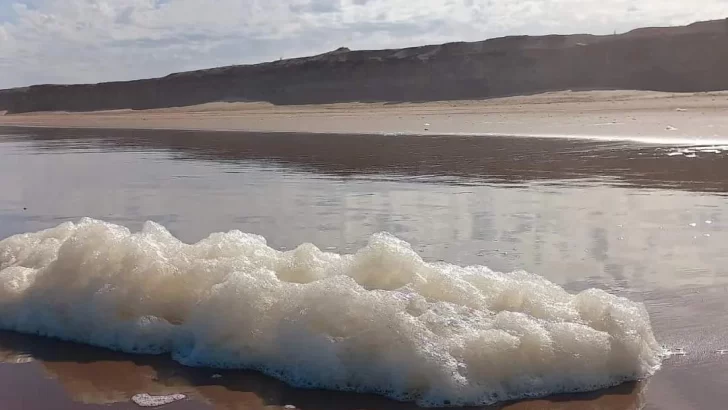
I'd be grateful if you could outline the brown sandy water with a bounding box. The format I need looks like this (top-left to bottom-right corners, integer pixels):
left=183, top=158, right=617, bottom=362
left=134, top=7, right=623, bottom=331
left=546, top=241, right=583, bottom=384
left=0, top=127, right=727, bottom=409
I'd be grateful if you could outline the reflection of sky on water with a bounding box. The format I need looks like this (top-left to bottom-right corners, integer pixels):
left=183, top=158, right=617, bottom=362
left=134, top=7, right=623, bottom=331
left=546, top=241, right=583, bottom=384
left=0, top=127, right=726, bottom=410
left=1, top=131, right=726, bottom=292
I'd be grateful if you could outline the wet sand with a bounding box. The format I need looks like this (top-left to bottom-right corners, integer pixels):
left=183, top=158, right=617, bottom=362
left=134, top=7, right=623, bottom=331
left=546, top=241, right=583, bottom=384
left=2, top=91, right=728, bottom=142
left=1, top=121, right=728, bottom=408
left=0, top=330, right=651, bottom=410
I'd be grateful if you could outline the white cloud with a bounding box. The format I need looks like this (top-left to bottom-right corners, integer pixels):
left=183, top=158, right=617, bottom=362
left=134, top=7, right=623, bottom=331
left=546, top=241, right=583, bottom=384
left=0, top=0, right=727, bottom=88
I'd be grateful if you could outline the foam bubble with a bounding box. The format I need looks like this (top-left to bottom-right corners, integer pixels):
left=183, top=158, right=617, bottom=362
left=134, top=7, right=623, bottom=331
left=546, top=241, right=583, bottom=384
left=0, top=219, right=664, bottom=406
left=131, top=393, right=186, bottom=407
left=664, top=145, right=728, bottom=157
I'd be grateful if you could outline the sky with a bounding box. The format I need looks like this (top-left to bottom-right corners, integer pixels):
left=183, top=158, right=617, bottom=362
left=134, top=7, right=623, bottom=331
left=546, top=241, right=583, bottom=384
left=0, top=0, right=727, bottom=89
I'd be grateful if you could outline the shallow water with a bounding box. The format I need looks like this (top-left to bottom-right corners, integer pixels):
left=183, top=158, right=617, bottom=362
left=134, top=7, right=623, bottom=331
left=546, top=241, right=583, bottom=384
left=0, top=127, right=727, bottom=409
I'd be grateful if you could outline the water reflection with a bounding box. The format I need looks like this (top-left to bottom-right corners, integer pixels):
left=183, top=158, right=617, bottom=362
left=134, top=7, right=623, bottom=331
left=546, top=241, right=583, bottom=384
left=0, top=127, right=727, bottom=293
left=0, top=126, right=726, bottom=410
left=3, top=126, right=728, bottom=192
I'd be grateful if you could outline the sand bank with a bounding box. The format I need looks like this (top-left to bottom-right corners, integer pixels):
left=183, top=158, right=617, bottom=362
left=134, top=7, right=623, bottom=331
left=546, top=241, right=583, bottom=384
left=2, top=91, right=728, bottom=144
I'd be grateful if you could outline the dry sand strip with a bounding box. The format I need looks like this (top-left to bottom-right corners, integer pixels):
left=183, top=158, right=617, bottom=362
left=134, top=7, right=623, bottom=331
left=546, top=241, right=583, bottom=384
left=2, top=91, right=728, bottom=143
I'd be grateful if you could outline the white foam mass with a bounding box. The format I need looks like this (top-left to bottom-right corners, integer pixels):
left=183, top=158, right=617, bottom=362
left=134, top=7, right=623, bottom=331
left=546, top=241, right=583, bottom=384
left=131, top=393, right=186, bottom=407
left=0, top=219, right=664, bottom=406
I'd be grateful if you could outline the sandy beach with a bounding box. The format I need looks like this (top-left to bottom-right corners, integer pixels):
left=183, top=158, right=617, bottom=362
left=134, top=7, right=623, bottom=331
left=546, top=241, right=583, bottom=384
left=2, top=90, right=728, bottom=143
left=2, top=92, right=728, bottom=409
left=3, top=7, right=728, bottom=409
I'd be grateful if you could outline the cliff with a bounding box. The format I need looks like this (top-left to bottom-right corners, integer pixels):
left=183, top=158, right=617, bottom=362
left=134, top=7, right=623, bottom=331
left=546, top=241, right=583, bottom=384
left=1, top=19, right=727, bottom=113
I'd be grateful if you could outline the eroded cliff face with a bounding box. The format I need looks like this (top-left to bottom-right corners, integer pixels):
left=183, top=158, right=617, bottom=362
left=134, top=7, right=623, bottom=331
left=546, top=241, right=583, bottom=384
left=1, top=19, right=727, bottom=114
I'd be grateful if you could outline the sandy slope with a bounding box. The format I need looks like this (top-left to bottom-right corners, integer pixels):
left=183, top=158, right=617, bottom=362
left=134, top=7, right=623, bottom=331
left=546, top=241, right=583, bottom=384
left=2, top=91, right=728, bottom=143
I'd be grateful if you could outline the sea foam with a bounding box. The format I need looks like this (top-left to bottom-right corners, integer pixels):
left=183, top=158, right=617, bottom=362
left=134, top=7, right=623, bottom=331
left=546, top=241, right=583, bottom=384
left=0, top=219, right=663, bottom=406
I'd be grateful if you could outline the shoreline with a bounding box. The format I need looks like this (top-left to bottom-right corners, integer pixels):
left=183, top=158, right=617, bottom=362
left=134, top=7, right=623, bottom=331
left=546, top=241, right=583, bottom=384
left=2, top=90, right=728, bottom=144
left=4, top=123, right=728, bottom=146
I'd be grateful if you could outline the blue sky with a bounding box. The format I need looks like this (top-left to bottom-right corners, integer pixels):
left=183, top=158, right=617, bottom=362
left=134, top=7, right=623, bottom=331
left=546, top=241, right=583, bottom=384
left=0, top=0, right=726, bottom=89
left=0, top=1, right=16, bottom=22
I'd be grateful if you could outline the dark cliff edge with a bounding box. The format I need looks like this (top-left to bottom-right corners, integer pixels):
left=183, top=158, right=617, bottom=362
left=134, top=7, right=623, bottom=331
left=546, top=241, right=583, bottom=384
left=1, top=19, right=727, bottom=114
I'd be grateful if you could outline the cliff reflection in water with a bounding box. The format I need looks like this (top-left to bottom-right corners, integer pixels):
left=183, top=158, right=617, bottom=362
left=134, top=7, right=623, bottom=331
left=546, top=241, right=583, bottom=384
left=5, top=126, right=728, bottom=194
